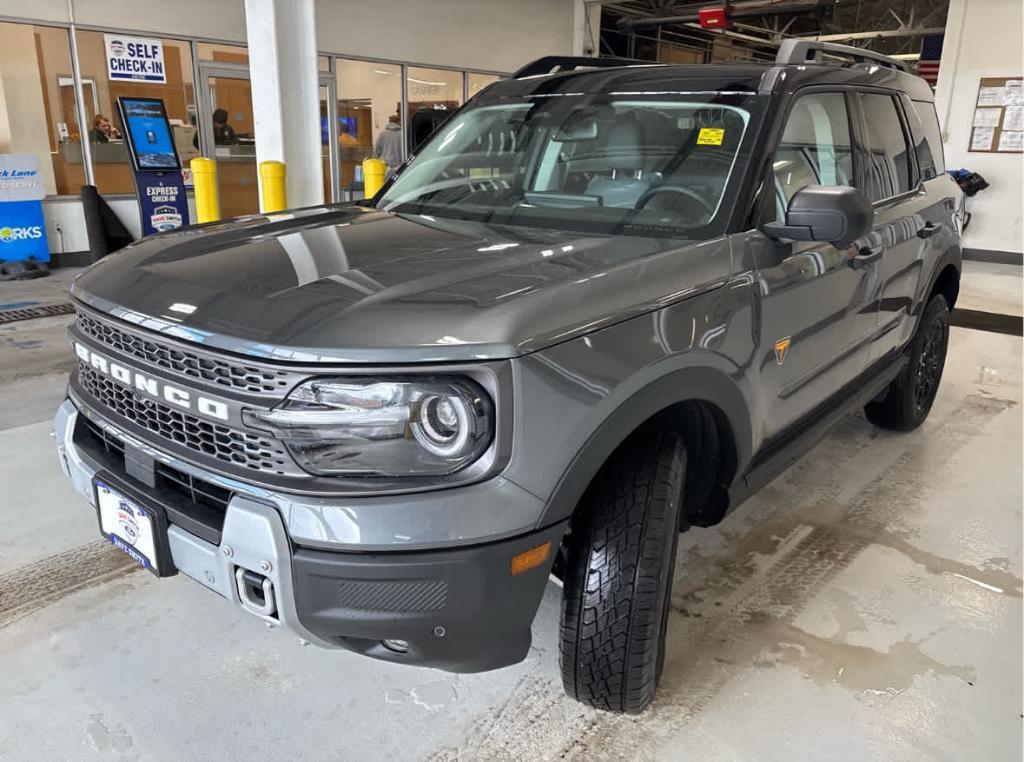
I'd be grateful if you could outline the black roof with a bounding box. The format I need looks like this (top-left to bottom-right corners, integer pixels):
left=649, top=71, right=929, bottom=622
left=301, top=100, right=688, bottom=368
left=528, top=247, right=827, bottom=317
left=485, top=60, right=934, bottom=103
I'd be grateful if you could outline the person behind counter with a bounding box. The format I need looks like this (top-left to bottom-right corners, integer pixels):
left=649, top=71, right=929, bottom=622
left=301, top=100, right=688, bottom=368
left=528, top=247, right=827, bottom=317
left=90, top=114, right=120, bottom=143
left=192, top=108, right=238, bottom=149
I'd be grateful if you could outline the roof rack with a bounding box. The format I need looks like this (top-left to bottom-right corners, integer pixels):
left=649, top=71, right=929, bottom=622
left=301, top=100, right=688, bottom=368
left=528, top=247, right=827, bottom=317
left=512, top=56, right=651, bottom=79
left=776, top=40, right=908, bottom=72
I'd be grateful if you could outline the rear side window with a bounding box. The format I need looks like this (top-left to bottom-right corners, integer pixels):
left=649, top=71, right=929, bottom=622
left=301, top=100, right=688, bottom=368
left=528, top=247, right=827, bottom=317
left=770, top=92, right=854, bottom=220
left=858, top=93, right=914, bottom=200
left=910, top=100, right=945, bottom=179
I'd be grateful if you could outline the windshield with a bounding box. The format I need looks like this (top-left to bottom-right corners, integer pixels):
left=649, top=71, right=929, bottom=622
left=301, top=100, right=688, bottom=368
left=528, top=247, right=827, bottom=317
left=379, top=92, right=765, bottom=238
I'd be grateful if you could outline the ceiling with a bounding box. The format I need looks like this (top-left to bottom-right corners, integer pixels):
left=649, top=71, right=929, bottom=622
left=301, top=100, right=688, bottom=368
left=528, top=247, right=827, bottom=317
left=598, top=0, right=949, bottom=63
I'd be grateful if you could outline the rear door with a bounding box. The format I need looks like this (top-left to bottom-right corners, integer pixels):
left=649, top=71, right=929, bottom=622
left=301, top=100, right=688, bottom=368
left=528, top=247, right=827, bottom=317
left=751, top=90, right=881, bottom=441
left=852, top=91, right=954, bottom=359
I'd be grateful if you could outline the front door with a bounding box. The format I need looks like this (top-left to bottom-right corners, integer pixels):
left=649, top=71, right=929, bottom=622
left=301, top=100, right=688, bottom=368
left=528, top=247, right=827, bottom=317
left=751, top=91, right=882, bottom=442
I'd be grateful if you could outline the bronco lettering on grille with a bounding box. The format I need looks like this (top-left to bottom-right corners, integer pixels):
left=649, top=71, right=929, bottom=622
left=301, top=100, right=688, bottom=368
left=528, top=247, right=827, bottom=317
left=73, top=342, right=230, bottom=422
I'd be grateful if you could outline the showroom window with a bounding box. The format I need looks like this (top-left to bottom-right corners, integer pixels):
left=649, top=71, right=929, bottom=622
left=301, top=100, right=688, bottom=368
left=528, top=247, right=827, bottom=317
left=468, top=72, right=501, bottom=98
left=407, top=67, right=463, bottom=154
left=771, top=92, right=854, bottom=219
left=73, top=30, right=197, bottom=195
left=335, top=59, right=402, bottom=190
left=858, top=93, right=914, bottom=201
left=0, top=23, right=80, bottom=196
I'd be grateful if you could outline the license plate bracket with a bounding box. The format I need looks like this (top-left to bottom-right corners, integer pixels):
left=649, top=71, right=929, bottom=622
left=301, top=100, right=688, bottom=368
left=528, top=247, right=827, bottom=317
left=93, top=475, right=177, bottom=577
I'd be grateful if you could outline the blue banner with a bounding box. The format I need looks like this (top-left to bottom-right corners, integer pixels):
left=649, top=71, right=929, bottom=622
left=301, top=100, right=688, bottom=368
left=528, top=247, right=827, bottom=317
left=135, top=172, right=190, bottom=236
left=0, top=200, right=49, bottom=262
left=0, top=154, right=49, bottom=263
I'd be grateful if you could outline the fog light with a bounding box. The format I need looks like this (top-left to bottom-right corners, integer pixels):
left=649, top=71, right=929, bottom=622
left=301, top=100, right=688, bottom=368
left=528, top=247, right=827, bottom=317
left=382, top=639, right=409, bottom=654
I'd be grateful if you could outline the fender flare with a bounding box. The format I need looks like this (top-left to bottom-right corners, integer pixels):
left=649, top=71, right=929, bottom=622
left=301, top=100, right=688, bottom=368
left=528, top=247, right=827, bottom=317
left=915, top=244, right=962, bottom=322
left=534, top=366, right=753, bottom=528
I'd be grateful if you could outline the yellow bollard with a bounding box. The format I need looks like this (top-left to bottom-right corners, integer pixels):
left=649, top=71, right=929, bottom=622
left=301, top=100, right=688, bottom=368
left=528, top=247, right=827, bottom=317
left=259, top=160, right=287, bottom=213
left=362, top=158, right=387, bottom=199
left=190, top=157, right=220, bottom=223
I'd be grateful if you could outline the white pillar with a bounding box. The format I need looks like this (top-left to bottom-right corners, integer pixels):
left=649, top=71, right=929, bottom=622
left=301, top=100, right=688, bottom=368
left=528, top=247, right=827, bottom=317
left=244, top=0, right=323, bottom=210
left=573, top=0, right=601, bottom=57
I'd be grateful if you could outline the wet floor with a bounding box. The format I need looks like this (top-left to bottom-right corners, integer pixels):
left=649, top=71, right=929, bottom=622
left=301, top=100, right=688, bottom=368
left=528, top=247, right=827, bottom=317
left=0, top=265, right=1020, bottom=760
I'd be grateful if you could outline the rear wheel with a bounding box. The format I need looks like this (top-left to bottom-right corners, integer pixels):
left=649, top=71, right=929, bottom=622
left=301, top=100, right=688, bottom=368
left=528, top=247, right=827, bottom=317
left=865, top=294, right=950, bottom=431
left=559, top=430, right=685, bottom=714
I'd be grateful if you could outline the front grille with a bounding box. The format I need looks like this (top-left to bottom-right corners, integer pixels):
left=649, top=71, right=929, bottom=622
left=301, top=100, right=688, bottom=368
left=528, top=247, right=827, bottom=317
left=77, top=413, right=233, bottom=543
left=77, top=363, right=291, bottom=474
left=75, top=310, right=292, bottom=394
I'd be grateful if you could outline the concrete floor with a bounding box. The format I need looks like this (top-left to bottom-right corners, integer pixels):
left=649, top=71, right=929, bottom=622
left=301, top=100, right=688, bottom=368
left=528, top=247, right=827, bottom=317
left=0, top=264, right=1020, bottom=760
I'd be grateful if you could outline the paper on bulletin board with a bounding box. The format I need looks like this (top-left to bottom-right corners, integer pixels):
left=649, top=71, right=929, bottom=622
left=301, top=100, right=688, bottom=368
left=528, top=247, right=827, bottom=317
left=973, top=108, right=1002, bottom=127
left=1003, top=79, right=1024, bottom=106
left=977, top=86, right=1006, bottom=107
left=997, top=131, right=1023, bottom=152
left=1003, top=105, right=1024, bottom=132
left=971, top=127, right=996, bottom=151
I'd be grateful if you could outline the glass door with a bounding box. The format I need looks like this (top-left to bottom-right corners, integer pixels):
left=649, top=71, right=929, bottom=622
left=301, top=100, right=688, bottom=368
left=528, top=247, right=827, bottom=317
left=197, top=62, right=259, bottom=217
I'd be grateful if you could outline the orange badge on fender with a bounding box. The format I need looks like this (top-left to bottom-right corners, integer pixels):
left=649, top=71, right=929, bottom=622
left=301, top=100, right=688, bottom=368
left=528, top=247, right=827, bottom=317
left=775, top=337, right=791, bottom=365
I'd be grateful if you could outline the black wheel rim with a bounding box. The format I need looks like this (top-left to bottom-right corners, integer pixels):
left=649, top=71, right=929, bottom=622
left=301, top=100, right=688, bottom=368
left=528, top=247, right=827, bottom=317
left=914, top=316, right=946, bottom=412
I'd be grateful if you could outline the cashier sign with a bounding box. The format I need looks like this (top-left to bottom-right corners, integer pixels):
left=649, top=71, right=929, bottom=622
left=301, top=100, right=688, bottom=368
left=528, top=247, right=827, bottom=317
left=105, top=34, right=166, bottom=84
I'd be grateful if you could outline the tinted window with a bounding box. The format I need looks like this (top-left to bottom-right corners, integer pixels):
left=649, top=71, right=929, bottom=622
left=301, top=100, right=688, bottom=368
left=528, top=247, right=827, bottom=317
left=770, top=92, right=854, bottom=220
left=859, top=94, right=914, bottom=200
left=911, top=100, right=945, bottom=179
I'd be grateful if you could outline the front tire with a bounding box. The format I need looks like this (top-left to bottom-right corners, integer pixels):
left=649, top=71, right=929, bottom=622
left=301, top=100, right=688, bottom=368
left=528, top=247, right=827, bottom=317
left=865, top=294, right=950, bottom=431
left=559, top=430, right=685, bottom=714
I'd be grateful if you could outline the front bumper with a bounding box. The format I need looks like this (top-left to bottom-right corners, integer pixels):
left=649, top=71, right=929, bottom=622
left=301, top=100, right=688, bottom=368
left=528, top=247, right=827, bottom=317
left=54, top=398, right=567, bottom=672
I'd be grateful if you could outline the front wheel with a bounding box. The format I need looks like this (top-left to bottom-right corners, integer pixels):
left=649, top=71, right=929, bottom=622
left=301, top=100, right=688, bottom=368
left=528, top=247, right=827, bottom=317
left=865, top=294, right=950, bottom=431
left=559, top=430, right=685, bottom=714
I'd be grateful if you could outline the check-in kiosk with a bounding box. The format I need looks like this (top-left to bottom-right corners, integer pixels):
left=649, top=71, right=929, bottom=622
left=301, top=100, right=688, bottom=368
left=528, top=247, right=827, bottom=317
left=116, top=97, right=190, bottom=235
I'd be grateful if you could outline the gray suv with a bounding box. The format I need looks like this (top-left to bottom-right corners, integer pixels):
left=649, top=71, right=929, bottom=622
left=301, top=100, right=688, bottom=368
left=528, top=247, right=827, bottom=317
left=54, top=41, right=961, bottom=713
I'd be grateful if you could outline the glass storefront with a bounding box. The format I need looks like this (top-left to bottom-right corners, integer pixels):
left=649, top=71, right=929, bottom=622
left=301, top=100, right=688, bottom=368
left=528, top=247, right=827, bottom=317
left=468, top=72, right=501, bottom=98
left=73, top=31, right=197, bottom=195
left=0, top=18, right=503, bottom=207
left=0, top=23, right=78, bottom=195
left=335, top=60, right=402, bottom=192
left=407, top=67, right=464, bottom=155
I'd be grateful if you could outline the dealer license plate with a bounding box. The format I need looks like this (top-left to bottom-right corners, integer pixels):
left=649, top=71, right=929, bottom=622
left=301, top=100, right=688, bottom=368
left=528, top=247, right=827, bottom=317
left=95, top=480, right=159, bottom=573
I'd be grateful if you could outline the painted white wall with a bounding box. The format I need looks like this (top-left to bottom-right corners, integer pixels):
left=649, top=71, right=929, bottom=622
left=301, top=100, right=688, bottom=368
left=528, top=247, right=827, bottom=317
left=935, top=0, right=1024, bottom=255
left=0, top=0, right=577, bottom=72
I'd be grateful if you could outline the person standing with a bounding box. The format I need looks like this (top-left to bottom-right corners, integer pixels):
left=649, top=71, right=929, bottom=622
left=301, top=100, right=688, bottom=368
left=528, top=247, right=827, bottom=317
left=374, top=114, right=403, bottom=176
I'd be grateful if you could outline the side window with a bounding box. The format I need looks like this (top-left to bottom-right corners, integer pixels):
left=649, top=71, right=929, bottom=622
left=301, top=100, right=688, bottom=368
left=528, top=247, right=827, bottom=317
left=771, top=93, right=854, bottom=220
left=858, top=93, right=914, bottom=200
left=911, top=99, right=945, bottom=179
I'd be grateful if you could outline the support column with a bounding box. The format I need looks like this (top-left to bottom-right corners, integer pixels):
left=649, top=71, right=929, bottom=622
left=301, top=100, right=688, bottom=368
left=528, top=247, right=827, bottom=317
left=244, top=0, right=322, bottom=210
left=573, top=0, right=602, bottom=57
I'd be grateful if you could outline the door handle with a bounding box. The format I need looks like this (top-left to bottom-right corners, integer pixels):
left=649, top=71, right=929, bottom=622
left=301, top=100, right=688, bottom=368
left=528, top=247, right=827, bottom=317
left=850, top=245, right=883, bottom=270
left=917, top=222, right=942, bottom=239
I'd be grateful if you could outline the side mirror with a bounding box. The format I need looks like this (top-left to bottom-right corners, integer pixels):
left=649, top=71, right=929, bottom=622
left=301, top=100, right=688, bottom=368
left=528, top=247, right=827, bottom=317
left=761, top=185, right=873, bottom=247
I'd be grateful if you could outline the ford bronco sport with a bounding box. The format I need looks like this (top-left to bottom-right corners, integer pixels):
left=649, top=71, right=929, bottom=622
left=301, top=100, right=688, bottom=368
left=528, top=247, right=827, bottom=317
left=55, top=40, right=962, bottom=713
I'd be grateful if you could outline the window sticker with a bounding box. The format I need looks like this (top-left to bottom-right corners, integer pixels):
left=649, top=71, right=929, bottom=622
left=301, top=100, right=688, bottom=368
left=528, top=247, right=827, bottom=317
left=697, top=127, right=725, bottom=146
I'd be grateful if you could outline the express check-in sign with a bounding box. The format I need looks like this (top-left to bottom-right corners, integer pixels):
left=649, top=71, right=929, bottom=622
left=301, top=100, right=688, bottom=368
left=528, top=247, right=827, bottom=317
left=105, top=34, right=166, bottom=84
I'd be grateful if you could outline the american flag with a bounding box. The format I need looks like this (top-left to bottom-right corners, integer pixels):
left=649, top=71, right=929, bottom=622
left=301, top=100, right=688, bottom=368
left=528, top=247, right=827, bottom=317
left=917, top=34, right=944, bottom=85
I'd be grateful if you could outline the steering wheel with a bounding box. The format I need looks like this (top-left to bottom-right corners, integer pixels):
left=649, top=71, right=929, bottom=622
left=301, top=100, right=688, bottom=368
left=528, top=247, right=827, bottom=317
left=636, top=184, right=715, bottom=219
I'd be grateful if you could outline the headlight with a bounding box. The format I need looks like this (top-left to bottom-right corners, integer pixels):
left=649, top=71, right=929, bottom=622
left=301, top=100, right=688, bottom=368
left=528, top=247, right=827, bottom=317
left=243, top=377, right=494, bottom=477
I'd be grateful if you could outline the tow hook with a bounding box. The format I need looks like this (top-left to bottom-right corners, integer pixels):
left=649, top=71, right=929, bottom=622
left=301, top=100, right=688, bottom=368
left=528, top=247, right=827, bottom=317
left=235, top=567, right=278, bottom=619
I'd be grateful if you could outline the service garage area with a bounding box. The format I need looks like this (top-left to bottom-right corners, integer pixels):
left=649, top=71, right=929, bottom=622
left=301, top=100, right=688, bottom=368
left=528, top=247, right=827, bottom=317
left=0, top=1, right=1021, bottom=760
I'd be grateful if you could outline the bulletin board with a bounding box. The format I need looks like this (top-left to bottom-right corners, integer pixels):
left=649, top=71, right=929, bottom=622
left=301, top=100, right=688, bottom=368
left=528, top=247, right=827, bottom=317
left=968, top=76, right=1023, bottom=153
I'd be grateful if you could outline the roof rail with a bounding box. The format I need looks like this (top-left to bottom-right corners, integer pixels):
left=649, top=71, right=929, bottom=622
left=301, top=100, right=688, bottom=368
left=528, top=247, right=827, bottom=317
left=512, top=56, right=651, bottom=79
left=776, top=39, right=908, bottom=72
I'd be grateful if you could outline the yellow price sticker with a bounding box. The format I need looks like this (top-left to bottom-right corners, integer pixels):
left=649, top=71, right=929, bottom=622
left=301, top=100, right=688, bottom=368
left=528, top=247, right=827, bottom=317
left=697, top=127, right=725, bottom=146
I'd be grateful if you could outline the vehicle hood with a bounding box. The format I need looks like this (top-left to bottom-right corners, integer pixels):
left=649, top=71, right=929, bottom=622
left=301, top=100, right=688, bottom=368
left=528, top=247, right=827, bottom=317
left=72, top=206, right=732, bottom=362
